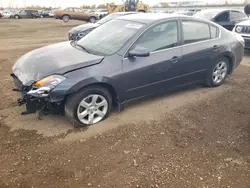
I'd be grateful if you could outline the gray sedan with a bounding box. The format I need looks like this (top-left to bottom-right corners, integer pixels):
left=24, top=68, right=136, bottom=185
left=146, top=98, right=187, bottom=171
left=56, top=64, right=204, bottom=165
left=12, top=13, right=244, bottom=126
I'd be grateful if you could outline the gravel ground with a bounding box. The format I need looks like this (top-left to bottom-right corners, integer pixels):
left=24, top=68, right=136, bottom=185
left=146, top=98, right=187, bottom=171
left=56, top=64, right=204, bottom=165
left=0, top=19, right=249, bottom=188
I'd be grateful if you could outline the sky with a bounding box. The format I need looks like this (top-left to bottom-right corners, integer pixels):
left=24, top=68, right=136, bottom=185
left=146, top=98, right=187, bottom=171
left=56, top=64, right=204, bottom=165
left=0, top=0, right=246, bottom=8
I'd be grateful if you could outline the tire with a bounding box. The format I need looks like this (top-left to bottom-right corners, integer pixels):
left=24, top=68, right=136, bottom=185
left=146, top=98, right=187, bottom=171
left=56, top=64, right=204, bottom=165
left=40, top=15, right=44, bottom=18
left=89, top=16, right=96, bottom=23
left=14, top=15, right=19, bottom=19
left=65, top=86, right=112, bottom=127
left=206, top=57, right=230, bottom=87
left=62, top=15, right=70, bottom=22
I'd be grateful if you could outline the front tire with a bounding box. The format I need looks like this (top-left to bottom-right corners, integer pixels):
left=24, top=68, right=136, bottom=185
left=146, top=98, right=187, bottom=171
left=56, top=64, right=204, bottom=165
left=62, top=15, right=70, bottom=22
left=65, top=86, right=112, bottom=127
left=206, top=57, right=229, bottom=87
left=14, top=15, right=19, bottom=19
left=89, top=16, right=96, bottom=23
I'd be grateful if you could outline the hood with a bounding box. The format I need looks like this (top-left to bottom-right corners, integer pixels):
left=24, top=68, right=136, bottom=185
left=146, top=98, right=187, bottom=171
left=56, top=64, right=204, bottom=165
left=236, top=20, right=250, bottom=27
left=69, top=23, right=100, bottom=34
left=13, top=41, right=104, bottom=86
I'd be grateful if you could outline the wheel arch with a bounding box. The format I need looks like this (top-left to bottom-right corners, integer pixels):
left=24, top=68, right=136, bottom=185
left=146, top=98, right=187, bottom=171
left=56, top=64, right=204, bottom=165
left=62, top=14, right=71, bottom=19
left=66, top=77, right=123, bottom=107
left=216, top=51, right=235, bottom=75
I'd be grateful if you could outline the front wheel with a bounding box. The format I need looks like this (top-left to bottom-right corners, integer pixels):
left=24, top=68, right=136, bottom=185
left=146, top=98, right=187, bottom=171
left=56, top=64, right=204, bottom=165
left=14, top=15, right=19, bottom=19
left=62, top=15, right=70, bottom=22
left=206, top=58, right=229, bottom=87
left=65, top=86, right=112, bottom=127
left=89, top=16, right=96, bottom=23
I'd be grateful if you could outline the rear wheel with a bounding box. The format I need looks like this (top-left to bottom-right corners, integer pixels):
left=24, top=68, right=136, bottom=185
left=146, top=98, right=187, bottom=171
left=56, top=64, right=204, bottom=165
left=89, top=16, right=96, bottom=23
left=206, top=58, right=229, bottom=87
left=40, top=15, right=44, bottom=18
left=65, top=86, right=112, bottom=127
left=62, top=15, right=70, bottom=22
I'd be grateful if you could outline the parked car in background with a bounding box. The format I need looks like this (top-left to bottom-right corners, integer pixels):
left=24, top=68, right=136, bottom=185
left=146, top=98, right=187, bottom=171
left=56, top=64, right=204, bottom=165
left=54, top=7, right=98, bottom=22
left=68, top=12, right=137, bottom=41
left=49, top=10, right=55, bottom=17
left=13, top=10, right=40, bottom=19
left=94, top=9, right=108, bottom=19
left=39, top=10, right=51, bottom=18
left=194, top=9, right=248, bottom=31
left=0, top=12, right=3, bottom=18
left=1, top=10, right=12, bottom=18
left=176, top=10, right=193, bottom=16
left=12, top=13, right=244, bottom=127
left=233, top=20, right=250, bottom=49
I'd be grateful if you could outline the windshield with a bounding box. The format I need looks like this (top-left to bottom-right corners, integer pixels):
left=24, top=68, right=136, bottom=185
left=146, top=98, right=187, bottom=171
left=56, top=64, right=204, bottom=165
left=77, top=19, right=145, bottom=56
left=194, top=10, right=222, bottom=20
left=97, top=14, right=123, bottom=25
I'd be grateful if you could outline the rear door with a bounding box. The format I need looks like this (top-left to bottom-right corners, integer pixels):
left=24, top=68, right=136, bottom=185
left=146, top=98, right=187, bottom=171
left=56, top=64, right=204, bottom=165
left=66, top=8, right=76, bottom=19
left=19, top=10, right=27, bottom=18
left=180, top=20, right=221, bottom=82
left=213, top=11, right=231, bottom=30
left=122, top=21, right=184, bottom=101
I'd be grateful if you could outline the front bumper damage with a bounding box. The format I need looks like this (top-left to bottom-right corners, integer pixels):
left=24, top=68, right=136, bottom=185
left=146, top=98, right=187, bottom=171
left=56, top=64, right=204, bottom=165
left=11, top=73, right=64, bottom=116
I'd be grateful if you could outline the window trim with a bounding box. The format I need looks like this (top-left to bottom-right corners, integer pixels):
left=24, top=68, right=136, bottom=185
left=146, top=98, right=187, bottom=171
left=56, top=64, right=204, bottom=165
left=123, top=20, right=182, bottom=58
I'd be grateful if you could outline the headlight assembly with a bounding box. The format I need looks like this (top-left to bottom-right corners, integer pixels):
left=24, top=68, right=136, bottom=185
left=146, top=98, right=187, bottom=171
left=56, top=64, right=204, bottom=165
left=27, top=75, right=66, bottom=97
left=34, top=75, right=66, bottom=89
left=236, top=26, right=243, bottom=33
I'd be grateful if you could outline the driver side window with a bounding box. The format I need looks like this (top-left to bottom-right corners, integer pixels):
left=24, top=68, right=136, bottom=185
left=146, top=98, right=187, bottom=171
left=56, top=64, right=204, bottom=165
left=131, top=21, right=178, bottom=52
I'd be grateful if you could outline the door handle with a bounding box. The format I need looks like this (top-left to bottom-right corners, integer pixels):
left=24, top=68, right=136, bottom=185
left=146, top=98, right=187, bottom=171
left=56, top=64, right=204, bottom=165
left=171, top=56, right=179, bottom=64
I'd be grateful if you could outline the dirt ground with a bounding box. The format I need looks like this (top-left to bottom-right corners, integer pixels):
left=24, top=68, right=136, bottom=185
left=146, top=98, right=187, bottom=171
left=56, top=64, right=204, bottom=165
left=0, top=18, right=250, bottom=188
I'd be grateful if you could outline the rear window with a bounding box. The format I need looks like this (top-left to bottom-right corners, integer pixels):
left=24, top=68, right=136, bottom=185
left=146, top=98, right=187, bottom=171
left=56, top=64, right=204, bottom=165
left=230, top=11, right=247, bottom=21
left=182, top=21, right=210, bottom=44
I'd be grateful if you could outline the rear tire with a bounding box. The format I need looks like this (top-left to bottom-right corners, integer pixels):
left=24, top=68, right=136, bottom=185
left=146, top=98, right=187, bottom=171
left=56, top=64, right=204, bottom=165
left=62, top=15, right=70, bottom=22
left=65, top=86, right=112, bottom=127
left=206, top=57, right=230, bottom=87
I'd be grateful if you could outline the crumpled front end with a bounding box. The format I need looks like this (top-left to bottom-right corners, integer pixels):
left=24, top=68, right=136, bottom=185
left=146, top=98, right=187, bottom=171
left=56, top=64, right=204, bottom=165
left=11, top=73, right=64, bottom=115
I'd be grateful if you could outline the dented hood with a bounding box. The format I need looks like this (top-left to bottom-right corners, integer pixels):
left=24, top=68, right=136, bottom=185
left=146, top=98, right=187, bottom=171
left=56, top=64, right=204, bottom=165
left=12, top=41, right=104, bottom=86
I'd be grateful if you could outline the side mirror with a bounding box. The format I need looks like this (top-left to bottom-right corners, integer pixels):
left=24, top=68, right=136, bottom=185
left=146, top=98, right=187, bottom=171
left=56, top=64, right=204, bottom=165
left=128, top=47, right=150, bottom=58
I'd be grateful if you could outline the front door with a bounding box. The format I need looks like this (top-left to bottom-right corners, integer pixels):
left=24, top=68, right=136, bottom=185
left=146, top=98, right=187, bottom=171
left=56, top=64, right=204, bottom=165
left=122, top=21, right=183, bottom=101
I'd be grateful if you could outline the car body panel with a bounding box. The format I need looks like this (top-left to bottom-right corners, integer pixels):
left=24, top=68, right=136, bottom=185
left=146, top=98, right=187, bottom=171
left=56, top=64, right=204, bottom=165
left=12, top=41, right=104, bottom=85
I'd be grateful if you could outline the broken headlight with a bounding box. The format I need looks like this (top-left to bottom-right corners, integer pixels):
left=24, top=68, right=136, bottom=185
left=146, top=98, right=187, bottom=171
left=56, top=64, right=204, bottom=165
left=27, top=75, right=66, bottom=97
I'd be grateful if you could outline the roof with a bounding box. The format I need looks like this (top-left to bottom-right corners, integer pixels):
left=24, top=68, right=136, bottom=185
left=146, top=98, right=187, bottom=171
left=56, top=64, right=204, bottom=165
left=112, top=12, right=139, bottom=15
left=117, top=13, right=190, bottom=24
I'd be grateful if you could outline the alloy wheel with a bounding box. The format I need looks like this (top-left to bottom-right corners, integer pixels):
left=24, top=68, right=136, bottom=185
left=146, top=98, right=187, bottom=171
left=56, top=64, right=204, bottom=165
left=77, top=94, right=108, bottom=125
left=212, top=61, right=228, bottom=84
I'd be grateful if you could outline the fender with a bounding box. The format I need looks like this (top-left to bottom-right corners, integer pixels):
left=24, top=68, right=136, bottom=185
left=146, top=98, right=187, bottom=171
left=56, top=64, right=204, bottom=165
left=214, top=51, right=236, bottom=73
left=50, top=76, right=126, bottom=103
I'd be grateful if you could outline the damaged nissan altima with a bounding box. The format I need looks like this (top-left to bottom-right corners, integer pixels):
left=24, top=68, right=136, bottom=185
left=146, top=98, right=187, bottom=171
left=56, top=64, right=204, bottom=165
left=12, top=13, right=244, bottom=127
